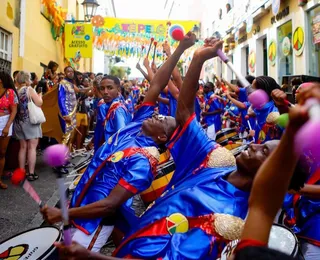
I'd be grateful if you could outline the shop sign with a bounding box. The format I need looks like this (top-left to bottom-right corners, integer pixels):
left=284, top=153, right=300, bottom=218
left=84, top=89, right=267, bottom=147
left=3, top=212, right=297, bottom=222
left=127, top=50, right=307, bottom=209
left=312, top=14, right=320, bottom=44
left=246, top=16, right=253, bottom=33
left=272, top=0, right=281, bottom=15
left=293, top=26, right=305, bottom=56
left=249, top=50, right=256, bottom=73
left=271, top=6, right=290, bottom=24
left=0, top=58, right=11, bottom=74
left=268, top=40, right=276, bottom=66
left=282, top=37, right=291, bottom=56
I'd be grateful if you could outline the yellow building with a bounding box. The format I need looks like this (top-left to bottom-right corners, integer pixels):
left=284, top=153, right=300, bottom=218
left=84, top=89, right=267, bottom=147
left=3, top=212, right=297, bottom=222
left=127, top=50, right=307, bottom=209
left=0, top=0, right=92, bottom=78
left=203, top=0, right=320, bottom=92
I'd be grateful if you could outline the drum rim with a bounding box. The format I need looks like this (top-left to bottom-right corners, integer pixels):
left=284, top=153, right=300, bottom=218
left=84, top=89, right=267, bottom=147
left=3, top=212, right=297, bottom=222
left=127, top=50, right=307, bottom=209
left=216, top=128, right=237, bottom=136
left=0, top=226, right=61, bottom=259
left=271, top=223, right=299, bottom=257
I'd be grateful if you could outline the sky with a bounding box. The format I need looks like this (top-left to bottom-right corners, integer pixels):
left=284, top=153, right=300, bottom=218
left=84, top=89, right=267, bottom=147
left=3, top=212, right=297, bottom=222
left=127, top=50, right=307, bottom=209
left=113, top=0, right=167, bottom=20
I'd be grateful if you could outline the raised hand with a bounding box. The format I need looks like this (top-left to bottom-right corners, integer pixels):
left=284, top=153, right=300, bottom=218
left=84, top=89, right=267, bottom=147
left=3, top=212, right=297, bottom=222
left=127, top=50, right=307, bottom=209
left=143, top=57, right=150, bottom=68
left=194, top=37, right=224, bottom=62
left=163, top=42, right=171, bottom=57
left=177, top=32, right=197, bottom=51
left=271, top=89, right=288, bottom=107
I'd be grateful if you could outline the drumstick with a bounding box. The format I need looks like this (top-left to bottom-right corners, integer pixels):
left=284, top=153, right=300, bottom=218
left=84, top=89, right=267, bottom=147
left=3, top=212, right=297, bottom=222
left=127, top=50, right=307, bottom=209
left=245, top=115, right=255, bottom=143
left=146, top=37, right=155, bottom=58
left=43, top=144, right=72, bottom=246
left=216, top=49, right=251, bottom=88
left=138, top=45, right=145, bottom=63
left=11, top=168, right=43, bottom=208
left=152, top=41, right=158, bottom=63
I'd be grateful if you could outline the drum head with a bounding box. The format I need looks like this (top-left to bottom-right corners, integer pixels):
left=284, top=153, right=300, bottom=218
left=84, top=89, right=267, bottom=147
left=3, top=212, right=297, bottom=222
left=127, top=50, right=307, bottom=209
left=0, top=226, right=61, bottom=260
left=220, top=224, right=298, bottom=259
left=268, top=224, right=298, bottom=256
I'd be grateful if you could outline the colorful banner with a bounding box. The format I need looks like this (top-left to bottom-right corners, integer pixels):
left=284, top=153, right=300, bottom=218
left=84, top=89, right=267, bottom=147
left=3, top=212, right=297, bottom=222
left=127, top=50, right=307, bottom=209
left=92, top=17, right=200, bottom=59
left=65, top=23, right=93, bottom=58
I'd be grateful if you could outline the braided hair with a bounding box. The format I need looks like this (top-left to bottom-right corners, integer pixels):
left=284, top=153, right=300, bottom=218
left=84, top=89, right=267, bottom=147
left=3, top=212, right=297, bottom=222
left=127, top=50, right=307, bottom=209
left=255, top=76, right=281, bottom=97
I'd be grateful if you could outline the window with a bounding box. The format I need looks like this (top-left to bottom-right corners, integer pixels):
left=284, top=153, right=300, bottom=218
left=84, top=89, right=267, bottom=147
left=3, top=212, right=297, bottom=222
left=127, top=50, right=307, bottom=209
left=263, top=38, right=268, bottom=76
left=0, top=28, right=12, bottom=61
left=308, top=5, right=320, bottom=76
left=277, top=20, right=293, bottom=83
left=245, top=46, right=249, bottom=75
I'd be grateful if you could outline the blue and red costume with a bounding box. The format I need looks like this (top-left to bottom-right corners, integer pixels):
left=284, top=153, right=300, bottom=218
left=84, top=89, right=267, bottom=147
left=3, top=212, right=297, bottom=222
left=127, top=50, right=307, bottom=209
left=159, top=91, right=169, bottom=116
left=203, top=92, right=223, bottom=131
left=283, top=154, right=320, bottom=247
left=168, top=92, right=177, bottom=117
left=93, top=99, right=109, bottom=152
left=70, top=103, right=157, bottom=235
left=114, top=115, right=249, bottom=259
left=252, top=100, right=282, bottom=144
left=103, top=98, right=132, bottom=145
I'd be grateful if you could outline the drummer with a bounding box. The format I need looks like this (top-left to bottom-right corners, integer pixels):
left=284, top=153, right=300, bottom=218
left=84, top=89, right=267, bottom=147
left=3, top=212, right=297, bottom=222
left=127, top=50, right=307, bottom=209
left=40, top=33, right=197, bottom=252
left=234, top=88, right=313, bottom=260
left=112, top=38, right=307, bottom=259
left=52, top=38, right=307, bottom=260
left=202, top=81, right=224, bottom=140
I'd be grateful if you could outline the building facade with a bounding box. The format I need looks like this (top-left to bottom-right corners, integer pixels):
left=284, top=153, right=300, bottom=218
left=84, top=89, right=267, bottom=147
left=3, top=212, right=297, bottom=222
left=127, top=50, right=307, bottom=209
left=199, top=0, right=320, bottom=86
left=0, top=0, right=93, bottom=77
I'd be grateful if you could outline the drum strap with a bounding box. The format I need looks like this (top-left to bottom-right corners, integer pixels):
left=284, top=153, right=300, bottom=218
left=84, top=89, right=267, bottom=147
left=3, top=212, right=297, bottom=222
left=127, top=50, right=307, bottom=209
left=88, top=224, right=103, bottom=251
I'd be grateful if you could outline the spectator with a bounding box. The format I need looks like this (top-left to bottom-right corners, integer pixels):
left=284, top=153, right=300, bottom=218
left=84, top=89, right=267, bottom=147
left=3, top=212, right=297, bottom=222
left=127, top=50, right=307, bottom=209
left=43, top=61, right=59, bottom=81
left=30, top=72, right=39, bottom=88
left=0, top=71, right=19, bottom=189
left=14, top=71, right=43, bottom=181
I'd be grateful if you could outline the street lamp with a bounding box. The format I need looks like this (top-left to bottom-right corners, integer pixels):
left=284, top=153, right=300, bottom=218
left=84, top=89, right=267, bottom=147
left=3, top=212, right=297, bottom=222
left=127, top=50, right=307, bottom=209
left=82, top=0, right=100, bottom=21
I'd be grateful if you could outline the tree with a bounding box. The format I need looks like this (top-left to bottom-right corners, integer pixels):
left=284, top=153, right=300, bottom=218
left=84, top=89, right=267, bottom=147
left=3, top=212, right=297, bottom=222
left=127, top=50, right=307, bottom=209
left=126, top=67, right=131, bottom=76
left=110, top=66, right=126, bottom=79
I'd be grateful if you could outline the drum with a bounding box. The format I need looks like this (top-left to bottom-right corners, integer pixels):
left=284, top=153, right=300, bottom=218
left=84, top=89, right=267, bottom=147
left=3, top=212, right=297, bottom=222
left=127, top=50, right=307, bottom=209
left=230, top=145, right=248, bottom=157
left=0, top=226, right=61, bottom=260
left=159, top=149, right=171, bottom=165
left=140, top=159, right=175, bottom=205
left=216, top=128, right=238, bottom=144
left=219, top=224, right=299, bottom=259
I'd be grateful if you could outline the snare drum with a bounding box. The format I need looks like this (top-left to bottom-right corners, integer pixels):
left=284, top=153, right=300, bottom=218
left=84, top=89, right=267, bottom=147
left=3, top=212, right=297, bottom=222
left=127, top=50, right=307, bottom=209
left=140, top=160, right=175, bottom=205
left=0, top=226, right=61, bottom=260
left=220, top=224, right=299, bottom=259
left=216, top=128, right=238, bottom=144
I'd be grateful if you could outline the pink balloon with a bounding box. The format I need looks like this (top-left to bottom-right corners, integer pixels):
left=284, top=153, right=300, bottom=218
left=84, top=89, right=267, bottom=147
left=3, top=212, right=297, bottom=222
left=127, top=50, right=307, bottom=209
left=43, top=144, right=69, bottom=167
left=248, top=89, right=269, bottom=109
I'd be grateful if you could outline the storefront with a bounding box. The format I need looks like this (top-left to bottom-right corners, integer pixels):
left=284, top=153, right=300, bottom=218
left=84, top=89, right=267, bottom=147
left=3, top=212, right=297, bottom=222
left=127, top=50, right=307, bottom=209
left=307, top=4, right=320, bottom=77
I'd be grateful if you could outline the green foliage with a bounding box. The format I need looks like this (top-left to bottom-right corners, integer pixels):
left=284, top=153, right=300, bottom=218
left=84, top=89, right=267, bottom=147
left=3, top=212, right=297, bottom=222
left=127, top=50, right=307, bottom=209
left=110, top=66, right=126, bottom=79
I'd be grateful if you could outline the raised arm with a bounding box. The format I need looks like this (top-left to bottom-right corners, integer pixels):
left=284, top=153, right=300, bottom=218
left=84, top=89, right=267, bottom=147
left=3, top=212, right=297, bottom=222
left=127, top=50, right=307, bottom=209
left=176, top=38, right=223, bottom=125
left=143, top=32, right=196, bottom=104
left=241, top=106, right=308, bottom=244
left=223, top=78, right=239, bottom=93
left=143, top=57, right=155, bottom=81
left=136, top=63, right=150, bottom=82
left=227, top=92, right=246, bottom=109
left=163, top=42, right=183, bottom=90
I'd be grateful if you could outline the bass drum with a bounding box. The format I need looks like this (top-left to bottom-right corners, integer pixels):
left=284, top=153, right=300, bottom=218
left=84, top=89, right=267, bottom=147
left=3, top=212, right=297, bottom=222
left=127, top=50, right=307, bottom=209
left=0, top=226, right=61, bottom=260
left=140, top=159, right=175, bottom=206
left=220, top=224, right=299, bottom=259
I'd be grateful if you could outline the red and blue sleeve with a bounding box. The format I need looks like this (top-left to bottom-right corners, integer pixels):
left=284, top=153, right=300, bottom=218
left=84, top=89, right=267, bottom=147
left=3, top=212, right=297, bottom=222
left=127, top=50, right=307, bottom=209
left=118, top=155, right=154, bottom=195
